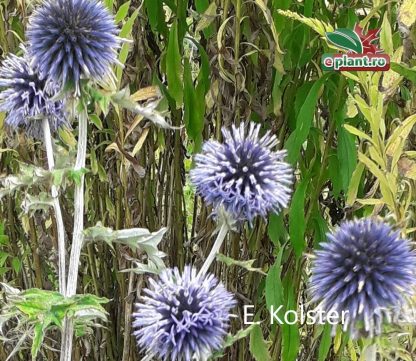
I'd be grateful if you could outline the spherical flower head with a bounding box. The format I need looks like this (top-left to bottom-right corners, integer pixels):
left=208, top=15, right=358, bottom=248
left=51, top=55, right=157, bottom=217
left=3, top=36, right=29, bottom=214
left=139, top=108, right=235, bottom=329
left=26, top=0, right=120, bottom=93
left=190, top=122, right=292, bottom=223
left=0, top=51, right=67, bottom=139
left=310, top=218, right=416, bottom=338
left=133, top=266, right=236, bottom=361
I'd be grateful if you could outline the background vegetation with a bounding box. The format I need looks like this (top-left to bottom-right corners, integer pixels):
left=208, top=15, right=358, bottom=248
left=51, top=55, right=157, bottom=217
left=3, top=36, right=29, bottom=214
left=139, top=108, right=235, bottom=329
left=1, top=0, right=416, bottom=360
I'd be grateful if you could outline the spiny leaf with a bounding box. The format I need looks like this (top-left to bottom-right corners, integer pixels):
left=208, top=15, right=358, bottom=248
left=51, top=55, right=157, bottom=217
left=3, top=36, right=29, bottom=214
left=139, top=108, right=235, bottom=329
left=216, top=253, right=266, bottom=275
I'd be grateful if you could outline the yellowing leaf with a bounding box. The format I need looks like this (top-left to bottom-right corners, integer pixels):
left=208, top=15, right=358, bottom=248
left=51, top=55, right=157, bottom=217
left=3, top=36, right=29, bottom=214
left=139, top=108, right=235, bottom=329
left=358, top=152, right=395, bottom=209
left=399, top=0, right=416, bottom=28
left=356, top=198, right=385, bottom=205
left=58, top=128, right=77, bottom=148
left=347, top=163, right=365, bottom=206
left=196, top=2, right=217, bottom=33
left=277, top=10, right=334, bottom=36
left=380, top=13, right=393, bottom=55
left=386, top=114, right=416, bottom=157
left=343, top=124, right=374, bottom=144
left=132, top=128, right=150, bottom=157
left=130, top=86, right=161, bottom=102
left=398, top=157, right=416, bottom=180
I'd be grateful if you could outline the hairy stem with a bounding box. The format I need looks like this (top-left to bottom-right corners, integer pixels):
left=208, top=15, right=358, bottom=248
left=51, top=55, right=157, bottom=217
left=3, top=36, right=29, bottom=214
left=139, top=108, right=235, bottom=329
left=60, top=107, right=88, bottom=361
left=364, top=344, right=377, bottom=361
left=198, top=222, right=229, bottom=277
left=66, top=107, right=88, bottom=296
left=42, top=118, right=66, bottom=294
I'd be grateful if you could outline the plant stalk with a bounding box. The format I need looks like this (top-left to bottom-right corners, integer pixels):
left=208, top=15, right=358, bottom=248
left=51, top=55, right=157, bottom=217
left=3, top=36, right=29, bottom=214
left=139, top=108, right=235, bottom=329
left=364, top=344, right=377, bottom=361
left=60, top=107, right=88, bottom=361
left=42, top=118, right=66, bottom=294
left=198, top=222, right=229, bottom=277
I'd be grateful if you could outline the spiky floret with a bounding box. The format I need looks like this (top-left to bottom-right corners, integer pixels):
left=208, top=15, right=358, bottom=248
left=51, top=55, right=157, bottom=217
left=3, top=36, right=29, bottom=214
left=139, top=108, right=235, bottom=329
left=26, top=0, right=120, bottom=92
left=0, top=51, right=67, bottom=139
left=310, top=218, right=416, bottom=338
left=133, top=266, right=236, bottom=361
left=190, top=122, right=292, bottom=223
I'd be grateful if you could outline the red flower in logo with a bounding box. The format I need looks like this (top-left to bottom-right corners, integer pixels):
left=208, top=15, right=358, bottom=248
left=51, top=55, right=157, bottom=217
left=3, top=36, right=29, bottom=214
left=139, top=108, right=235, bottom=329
left=354, top=25, right=382, bottom=54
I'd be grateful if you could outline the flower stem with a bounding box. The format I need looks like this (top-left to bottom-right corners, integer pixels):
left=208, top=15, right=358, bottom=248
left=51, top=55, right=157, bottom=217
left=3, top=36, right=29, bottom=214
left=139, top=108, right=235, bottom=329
left=65, top=107, right=88, bottom=296
left=42, top=118, right=66, bottom=294
left=198, top=222, right=229, bottom=277
left=60, top=106, right=88, bottom=361
left=364, top=344, right=377, bottom=361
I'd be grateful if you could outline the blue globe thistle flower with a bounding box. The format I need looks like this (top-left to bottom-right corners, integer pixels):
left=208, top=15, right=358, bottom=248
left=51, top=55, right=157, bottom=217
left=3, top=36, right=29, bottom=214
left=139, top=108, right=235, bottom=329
left=0, top=51, right=67, bottom=139
left=133, top=266, right=236, bottom=361
left=310, top=219, right=416, bottom=338
left=190, top=122, right=292, bottom=223
left=26, top=0, right=120, bottom=93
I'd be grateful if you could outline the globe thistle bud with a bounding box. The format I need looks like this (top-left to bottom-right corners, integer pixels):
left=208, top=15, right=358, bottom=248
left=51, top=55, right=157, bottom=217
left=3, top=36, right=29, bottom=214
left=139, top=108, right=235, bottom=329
left=26, top=0, right=120, bottom=93
left=310, top=218, right=416, bottom=338
left=133, top=266, right=236, bottom=361
left=190, top=122, right=293, bottom=223
left=0, top=50, right=67, bottom=139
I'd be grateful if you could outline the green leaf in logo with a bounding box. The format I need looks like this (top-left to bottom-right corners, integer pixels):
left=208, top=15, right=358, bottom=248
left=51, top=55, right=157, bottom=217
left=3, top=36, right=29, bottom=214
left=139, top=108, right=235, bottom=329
left=326, top=28, right=363, bottom=53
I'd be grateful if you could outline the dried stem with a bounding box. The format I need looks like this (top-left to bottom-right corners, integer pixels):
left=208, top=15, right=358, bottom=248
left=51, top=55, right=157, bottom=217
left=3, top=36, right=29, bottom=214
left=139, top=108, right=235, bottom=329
left=42, top=118, right=66, bottom=294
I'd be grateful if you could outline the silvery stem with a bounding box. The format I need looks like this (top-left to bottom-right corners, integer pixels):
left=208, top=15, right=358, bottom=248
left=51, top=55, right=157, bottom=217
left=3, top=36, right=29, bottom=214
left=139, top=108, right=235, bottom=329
left=198, top=222, right=229, bottom=277
left=60, top=108, right=88, bottom=361
left=42, top=118, right=66, bottom=294
left=364, top=344, right=377, bottom=361
left=65, top=107, right=88, bottom=296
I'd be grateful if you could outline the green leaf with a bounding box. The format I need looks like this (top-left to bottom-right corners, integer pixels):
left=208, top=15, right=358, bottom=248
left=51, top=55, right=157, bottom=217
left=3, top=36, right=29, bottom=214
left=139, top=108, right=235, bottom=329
left=267, top=212, right=286, bottom=246
left=325, top=28, right=363, bottom=53
left=338, top=123, right=357, bottom=191
left=390, top=62, right=416, bottom=83
left=318, top=323, right=332, bottom=361
left=11, top=257, right=21, bottom=274
left=115, top=1, right=130, bottom=23
left=69, top=168, right=89, bottom=186
left=166, top=21, right=183, bottom=107
left=281, top=284, right=300, bottom=361
left=32, top=323, right=45, bottom=360
left=52, top=169, right=65, bottom=187
left=183, top=59, right=203, bottom=149
left=265, top=251, right=284, bottom=315
left=211, top=324, right=257, bottom=358
left=289, top=178, right=308, bottom=258
left=89, top=114, right=103, bottom=130
left=117, top=8, right=139, bottom=83
left=286, top=75, right=328, bottom=164
left=250, top=324, right=271, bottom=361
left=144, top=0, right=168, bottom=36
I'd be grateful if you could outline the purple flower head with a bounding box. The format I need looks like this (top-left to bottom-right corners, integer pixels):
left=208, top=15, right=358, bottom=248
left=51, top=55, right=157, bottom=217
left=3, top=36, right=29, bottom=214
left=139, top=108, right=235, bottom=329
left=26, top=0, right=120, bottom=93
left=0, top=50, right=67, bottom=139
left=133, top=266, right=236, bottom=361
left=310, top=218, right=416, bottom=338
left=190, top=122, right=292, bottom=223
